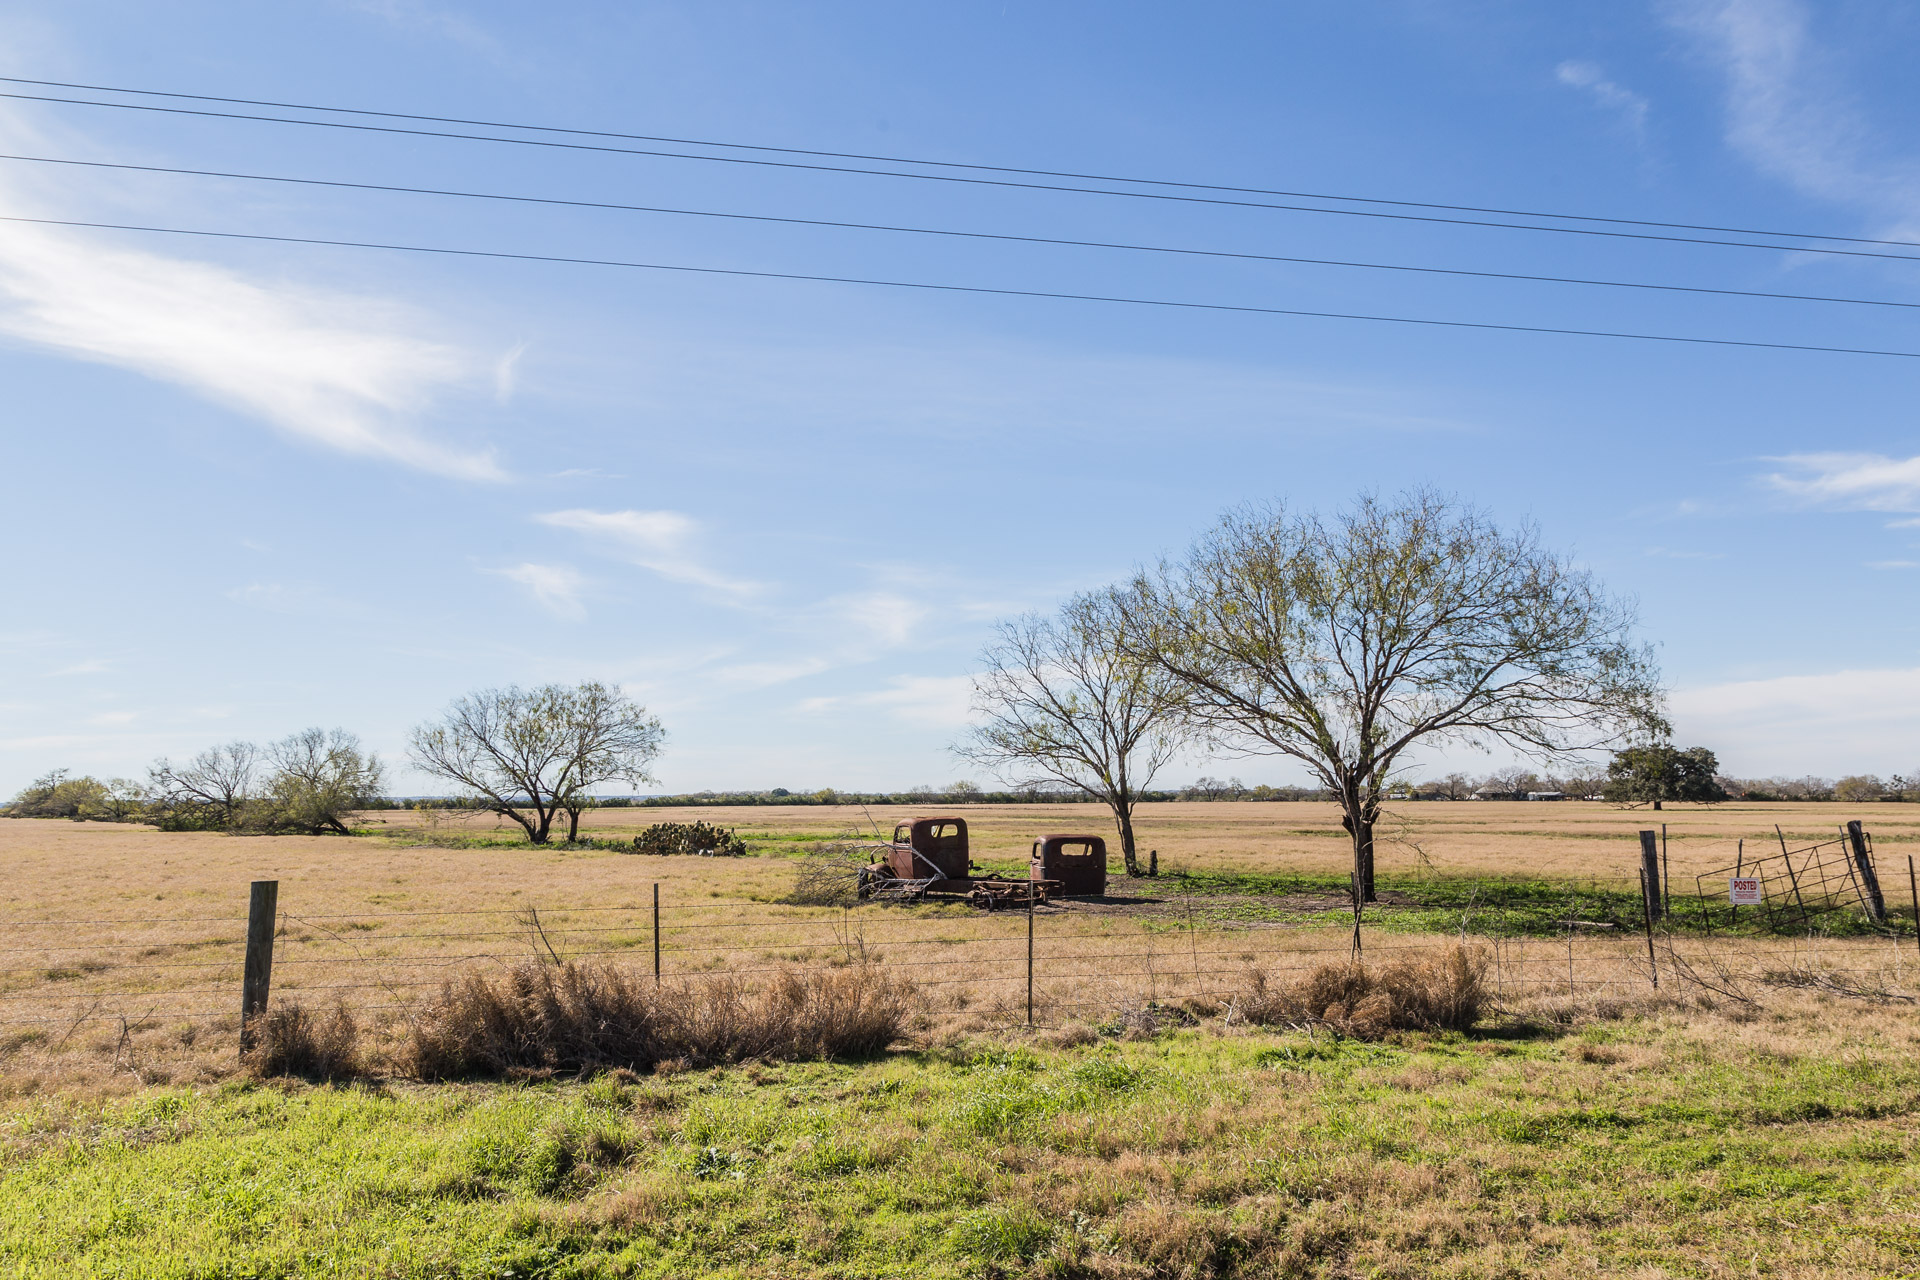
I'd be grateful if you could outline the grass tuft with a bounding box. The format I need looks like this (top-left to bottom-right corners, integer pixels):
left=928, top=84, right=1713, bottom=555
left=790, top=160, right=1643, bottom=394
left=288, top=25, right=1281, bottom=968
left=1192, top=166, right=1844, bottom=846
left=1238, top=942, right=1488, bottom=1038
left=243, top=1000, right=361, bottom=1081
left=404, top=961, right=914, bottom=1079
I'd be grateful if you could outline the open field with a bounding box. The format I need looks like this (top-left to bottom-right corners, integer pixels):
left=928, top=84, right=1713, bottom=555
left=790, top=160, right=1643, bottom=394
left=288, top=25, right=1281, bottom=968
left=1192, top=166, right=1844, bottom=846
left=4, top=806, right=1920, bottom=1275
left=366, top=799, right=1920, bottom=885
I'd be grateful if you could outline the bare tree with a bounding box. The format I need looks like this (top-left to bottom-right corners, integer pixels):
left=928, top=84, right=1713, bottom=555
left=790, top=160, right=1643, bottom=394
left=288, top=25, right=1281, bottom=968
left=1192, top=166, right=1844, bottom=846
left=149, top=741, right=258, bottom=828
left=1116, top=491, right=1665, bottom=901
left=957, top=592, right=1185, bottom=877
left=408, top=682, right=666, bottom=844
left=260, top=729, right=386, bottom=835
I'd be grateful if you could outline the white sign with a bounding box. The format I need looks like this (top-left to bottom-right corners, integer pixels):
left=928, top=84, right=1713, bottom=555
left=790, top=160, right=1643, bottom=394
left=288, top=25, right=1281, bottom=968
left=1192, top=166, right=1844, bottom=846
left=1729, top=877, right=1762, bottom=905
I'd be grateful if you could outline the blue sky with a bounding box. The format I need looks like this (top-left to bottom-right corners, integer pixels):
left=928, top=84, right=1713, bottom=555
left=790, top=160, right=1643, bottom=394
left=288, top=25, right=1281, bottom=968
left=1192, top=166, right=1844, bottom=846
left=2, top=0, right=1917, bottom=794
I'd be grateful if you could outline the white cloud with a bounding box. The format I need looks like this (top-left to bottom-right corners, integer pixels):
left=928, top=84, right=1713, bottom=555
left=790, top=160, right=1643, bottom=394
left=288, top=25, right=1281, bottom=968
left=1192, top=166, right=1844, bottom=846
left=536, top=508, right=759, bottom=595
left=1866, top=560, right=1919, bottom=570
left=1556, top=61, right=1650, bottom=135
left=1673, top=666, right=1920, bottom=773
left=801, top=674, right=978, bottom=728
left=493, top=562, right=587, bottom=620
left=0, top=215, right=504, bottom=480
left=1665, top=0, right=1920, bottom=233
left=493, top=341, right=528, bottom=404
left=1764, top=452, right=1920, bottom=511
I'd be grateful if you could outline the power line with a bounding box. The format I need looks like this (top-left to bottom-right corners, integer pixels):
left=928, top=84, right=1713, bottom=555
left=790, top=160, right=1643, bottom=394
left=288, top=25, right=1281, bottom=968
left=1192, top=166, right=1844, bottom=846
left=7, top=212, right=1915, bottom=360
left=8, top=89, right=1920, bottom=265
left=3, top=72, right=1915, bottom=252
left=7, top=151, right=1917, bottom=312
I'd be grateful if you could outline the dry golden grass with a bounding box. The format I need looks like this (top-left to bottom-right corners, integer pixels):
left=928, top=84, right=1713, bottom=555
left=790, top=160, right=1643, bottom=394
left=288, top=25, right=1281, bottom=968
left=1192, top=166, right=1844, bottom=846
left=4, top=803, right=1918, bottom=1098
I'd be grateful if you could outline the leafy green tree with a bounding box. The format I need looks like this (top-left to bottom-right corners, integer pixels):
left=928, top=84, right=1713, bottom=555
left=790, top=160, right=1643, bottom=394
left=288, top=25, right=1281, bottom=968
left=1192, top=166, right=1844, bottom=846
left=1833, top=774, right=1886, bottom=804
left=255, top=729, right=387, bottom=835
left=3, top=770, right=145, bottom=820
left=1602, top=744, right=1727, bottom=808
left=1117, top=491, right=1665, bottom=901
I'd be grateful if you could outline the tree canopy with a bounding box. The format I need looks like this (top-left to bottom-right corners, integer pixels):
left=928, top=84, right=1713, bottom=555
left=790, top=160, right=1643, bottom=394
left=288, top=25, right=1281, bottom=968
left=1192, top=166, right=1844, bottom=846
left=408, top=681, right=666, bottom=843
left=1117, top=490, right=1666, bottom=900
left=957, top=592, right=1186, bottom=876
left=1602, top=744, right=1728, bottom=807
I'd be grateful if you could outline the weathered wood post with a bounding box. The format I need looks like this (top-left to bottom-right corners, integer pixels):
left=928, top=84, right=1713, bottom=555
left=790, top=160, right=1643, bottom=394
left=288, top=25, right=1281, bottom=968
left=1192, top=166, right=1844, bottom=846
left=1845, top=821, right=1887, bottom=924
left=240, top=879, right=278, bottom=1055
left=1638, top=831, right=1663, bottom=923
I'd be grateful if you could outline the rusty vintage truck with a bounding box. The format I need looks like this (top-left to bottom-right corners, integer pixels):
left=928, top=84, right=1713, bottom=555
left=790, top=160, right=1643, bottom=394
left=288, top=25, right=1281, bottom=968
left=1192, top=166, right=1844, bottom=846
left=859, top=817, right=1108, bottom=908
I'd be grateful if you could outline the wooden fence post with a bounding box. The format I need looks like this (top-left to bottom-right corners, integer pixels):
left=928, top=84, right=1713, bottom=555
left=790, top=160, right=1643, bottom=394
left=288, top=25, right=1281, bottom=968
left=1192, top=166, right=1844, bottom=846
left=1638, top=831, right=1663, bottom=923
left=653, top=883, right=661, bottom=984
left=1845, top=821, right=1887, bottom=924
left=239, top=879, right=278, bottom=1055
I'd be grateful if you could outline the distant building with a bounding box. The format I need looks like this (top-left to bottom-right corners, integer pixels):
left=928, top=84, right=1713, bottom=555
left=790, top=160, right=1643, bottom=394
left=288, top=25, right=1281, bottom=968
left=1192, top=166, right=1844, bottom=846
left=1526, top=791, right=1565, bottom=802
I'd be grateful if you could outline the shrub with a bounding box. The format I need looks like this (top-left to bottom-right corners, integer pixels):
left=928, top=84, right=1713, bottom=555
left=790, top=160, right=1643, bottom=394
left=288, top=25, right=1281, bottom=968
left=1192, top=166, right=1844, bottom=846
left=403, top=962, right=913, bottom=1079
left=1237, top=943, right=1487, bottom=1039
left=629, top=821, right=747, bottom=857
left=785, top=842, right=877, bottom=905
left=243, top=1001, right=361, bottom=1080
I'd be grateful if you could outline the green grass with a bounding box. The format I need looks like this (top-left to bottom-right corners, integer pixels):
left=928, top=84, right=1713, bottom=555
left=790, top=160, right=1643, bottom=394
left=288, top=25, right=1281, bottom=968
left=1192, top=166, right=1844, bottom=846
left=4, top=1010, right=1919, bottom=1277
left=1115, top=868, right=1910, bottom=940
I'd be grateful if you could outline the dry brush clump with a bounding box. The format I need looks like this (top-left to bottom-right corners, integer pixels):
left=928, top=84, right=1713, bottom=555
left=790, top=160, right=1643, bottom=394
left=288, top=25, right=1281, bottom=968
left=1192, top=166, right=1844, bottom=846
left=402, top=961, right=915, bottom=1079
left=1235, top=943, right=1489, bottom=1039
left=242, top=1001, right=362, bottom=1081
left=785, top=840, right=887, bottom=906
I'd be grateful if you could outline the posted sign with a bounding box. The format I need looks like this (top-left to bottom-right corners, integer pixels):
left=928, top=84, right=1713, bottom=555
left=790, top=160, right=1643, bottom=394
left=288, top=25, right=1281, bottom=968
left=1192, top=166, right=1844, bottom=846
left=1729, top=877, right=1762, bottom=905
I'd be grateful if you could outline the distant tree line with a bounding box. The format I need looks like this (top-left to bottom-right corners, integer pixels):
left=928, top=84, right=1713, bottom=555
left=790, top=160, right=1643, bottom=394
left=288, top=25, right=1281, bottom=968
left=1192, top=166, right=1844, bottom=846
left=2, top=729, right=384, bottom=834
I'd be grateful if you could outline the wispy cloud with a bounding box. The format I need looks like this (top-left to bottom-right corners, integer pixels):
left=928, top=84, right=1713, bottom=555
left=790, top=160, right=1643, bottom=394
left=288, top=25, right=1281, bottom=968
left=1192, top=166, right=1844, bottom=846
left=536, top=508, right=759, bottom=595
left=1674, top=666, right=1920, bottom=773
left=1764, top=452, right=1920, bottom=511
left=1556, top=61, right=1651, bottom=136
left=1665, top=0, right=1920, bottom=233
left=1867, top=560, right=1919, bottom=570
left=0, top=104, right=505, bottom=482
left=493, top=562, right=587, bottom=620
left=0, top=215, right=505, bottom=480
left=343, top=0, right=502, bottom=54
left=225, top=582, right=356, bottom=615
left=799, top=674, right=977, bottom=728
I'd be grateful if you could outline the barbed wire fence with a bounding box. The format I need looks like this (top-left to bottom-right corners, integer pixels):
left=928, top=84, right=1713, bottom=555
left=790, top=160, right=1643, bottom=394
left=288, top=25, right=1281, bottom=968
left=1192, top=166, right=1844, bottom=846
left=4, top=843, right=1917, bottom=1063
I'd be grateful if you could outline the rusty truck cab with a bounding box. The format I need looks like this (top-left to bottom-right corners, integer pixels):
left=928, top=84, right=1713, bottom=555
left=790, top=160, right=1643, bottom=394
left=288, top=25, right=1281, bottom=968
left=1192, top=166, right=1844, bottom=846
left=887, top=816, right=971, bottom=882
left=1031, top=834, right=1107, bottom=897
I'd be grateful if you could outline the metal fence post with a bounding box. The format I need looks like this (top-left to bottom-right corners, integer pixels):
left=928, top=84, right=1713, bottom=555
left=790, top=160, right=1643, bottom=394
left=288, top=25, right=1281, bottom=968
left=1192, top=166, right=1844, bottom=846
left=240, top=879, right=278, bottom=1055
left=1908, top=856, right=1919, bottom=955
left=1660, top=823, right=1671, bottom=920
left=1845, top=821, right=1888, bottom=924
left=652, top=883, right=661, bottom=984
left=1638, top=868, right=1659, bottom=989
left=1026, top=882, right=1034, bottom=1027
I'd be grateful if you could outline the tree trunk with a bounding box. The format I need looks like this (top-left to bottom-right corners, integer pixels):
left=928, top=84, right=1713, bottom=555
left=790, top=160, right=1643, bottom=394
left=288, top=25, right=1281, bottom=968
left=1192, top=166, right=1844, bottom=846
left=565, top=807, right=582, bottom=842
left=1354, top=810, right=1376, bottom=902
left=1116, top=805, right=1142, bottom=877
left=1339, top=788, right=1377, bottom=904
